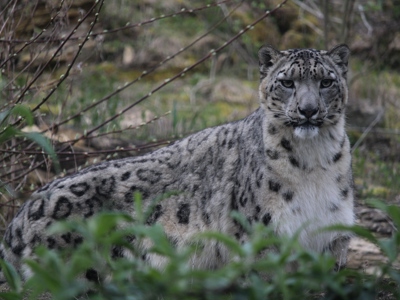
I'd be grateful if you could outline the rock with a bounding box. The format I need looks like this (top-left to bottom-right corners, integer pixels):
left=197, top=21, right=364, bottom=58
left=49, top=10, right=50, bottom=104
left=122, top=46, right=135, bottom=66
left=389, top=32, right=400, bottom=51
left=347, top=237, right=387, bottom=273
left=358, top=207, right=395, bottom=236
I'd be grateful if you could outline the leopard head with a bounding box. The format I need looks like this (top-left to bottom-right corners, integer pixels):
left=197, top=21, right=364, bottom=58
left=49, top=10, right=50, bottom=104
left=258, top=44, right=350, bottom=139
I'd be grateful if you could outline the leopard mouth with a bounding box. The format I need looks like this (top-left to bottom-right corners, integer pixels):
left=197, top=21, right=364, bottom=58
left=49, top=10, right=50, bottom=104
left=292, top=120, right=322, bottom=139
left=293, top=120, right=322, bottom=129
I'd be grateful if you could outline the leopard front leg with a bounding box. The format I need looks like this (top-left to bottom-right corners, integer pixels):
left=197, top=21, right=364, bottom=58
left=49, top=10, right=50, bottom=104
left=329, top=235, right=351, bottom=271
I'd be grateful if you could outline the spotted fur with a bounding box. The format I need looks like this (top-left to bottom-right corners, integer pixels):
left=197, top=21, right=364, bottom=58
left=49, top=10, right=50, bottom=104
left=0, top=45, right=354, bottom=282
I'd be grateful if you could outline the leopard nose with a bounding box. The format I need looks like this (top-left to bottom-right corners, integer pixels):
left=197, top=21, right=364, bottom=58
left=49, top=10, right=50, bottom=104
left=298, top=106, right=319, bottom=119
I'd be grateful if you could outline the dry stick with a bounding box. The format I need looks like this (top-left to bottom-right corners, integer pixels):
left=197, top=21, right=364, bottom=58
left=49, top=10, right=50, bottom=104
left=0, top=1, right=103, bottom=161
left=322, top=0, right=329, bottom=49
left=1, top=38, right=70, bottom=110
left=0, top=0, right=278, bottom=183
left=0, top=1, right=18, bottom=44
left=58, top=0, right=263, bottom=146
left=1, top=77, right=61, bottom=98
left=0, top=1, right=241, bottom=169
left=0, top=0, right=233, bottom=44
left=1, top=103, right=174, bottom=175
left=78, top=111, right=172, bottom=141
left=29, top=0, right=245, bottom=140
left=0, top=111, right=172, bottom=176
left=0, top=139, right=172, bottom=181
left=3, top=1, right=243, bottom=178
left=31, top=1, right=104, bottom=113
left=0, top=0, right=66, bottom=71
left=1, top=0, right=288, bottom=186
left=29, top=0, right=283, bottom=160
left=0, top=202, right=20, bottom=208
left=0, top=1, right=228, bottom=112
left=87, top=1, right=288, bottom=137
left=0, top=0, right=16, bottom=24
left=0, top=2, right=103, bottom=174
left=0, top=142, right=169, bottom=157
left=340, top=0, right=355, bottom=44
left=351, top=109, right=385, bottom=152
left=292, top=0, right=341, bottom=23
left=0, top=1, right=103, bottom=184
left=0, top=112, right=172, bottom=168
left=13, top=0, right=101, bottom=106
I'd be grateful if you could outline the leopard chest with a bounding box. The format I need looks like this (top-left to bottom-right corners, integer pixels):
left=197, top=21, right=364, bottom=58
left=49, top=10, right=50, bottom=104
left=264, top=152, right=354, bottom=252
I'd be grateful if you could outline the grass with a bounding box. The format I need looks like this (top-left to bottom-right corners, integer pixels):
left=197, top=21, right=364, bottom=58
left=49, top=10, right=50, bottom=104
left=353, top=149, right=400, bottom=202
left=29, top=59, right=257, bottom=142
left=347, top=58, right=400, bottom=203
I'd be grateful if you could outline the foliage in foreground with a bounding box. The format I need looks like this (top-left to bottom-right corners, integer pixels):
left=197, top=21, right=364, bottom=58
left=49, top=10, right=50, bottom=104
left=0, top=199, right=399, bottom=300
left=0, top=105, right=60, bottom=199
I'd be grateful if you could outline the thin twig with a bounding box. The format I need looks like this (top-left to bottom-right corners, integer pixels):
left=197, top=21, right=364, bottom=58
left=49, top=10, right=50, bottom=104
left=0, top=1, right=243, bottom=164
left=13, top=0, right=101, bottom=105
left=351, top=110, right=385, bottom=152
left=45, top=0, right=244, bottom=132
left=0, top=0, right=66, bottom=70
left=83, top=1, right=288, bottom=141
left=30, top=0, right=105, bottom=112
left=1, top=0, right=288, bottom=188
left=0, top=1, right=233, bottom=44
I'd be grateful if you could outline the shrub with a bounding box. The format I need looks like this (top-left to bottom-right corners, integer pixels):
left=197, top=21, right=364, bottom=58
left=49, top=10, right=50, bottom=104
left=1, top=198, right=399, bottom=300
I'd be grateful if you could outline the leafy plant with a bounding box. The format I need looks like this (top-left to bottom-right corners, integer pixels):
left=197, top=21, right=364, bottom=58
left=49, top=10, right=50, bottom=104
left=0, top=105, right=60, bottom=195
left=1, top=196, right=399, bottom=299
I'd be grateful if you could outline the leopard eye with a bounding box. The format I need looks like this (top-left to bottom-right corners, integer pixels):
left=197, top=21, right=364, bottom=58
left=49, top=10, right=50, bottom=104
left=320, top=79, right=334, bottom=88
left=280, top=80, right=294, bottom=89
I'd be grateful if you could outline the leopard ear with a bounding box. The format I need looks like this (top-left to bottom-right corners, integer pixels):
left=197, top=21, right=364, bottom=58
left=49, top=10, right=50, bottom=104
left=327, top=44, right=350, bottom=76
left=258, top=45, right=282, bottom=80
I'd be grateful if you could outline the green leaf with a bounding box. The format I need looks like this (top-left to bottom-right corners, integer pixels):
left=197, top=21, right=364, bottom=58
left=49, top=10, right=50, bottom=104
left=10, top=105, right=34, bottom=126
left=0, top=126, right=19, bottom=144
left=134, top=224, right=176, bottom=257
left=323, top=224, right=379, bottom=244
left=0, top=105, right=33, bottom=127
left=377, top=239, right=398, bottom=262
left=0, top=179, right=17, bottom=197
left=199, top=231, right=244, bottom=257
left=230, top=211, right=252, bottom=234
left=0, top=110, right=10, bottom=125
left=365, top=199, right=400, bottom=226
left=0, top=260, right=22, bottom=292
left=0, top=104, right=60, bottom=174
left=142, top=191, right=180, bottom=223
left=134, top=192, right=144, bottom=224
left=0, top=105, right=34, bottom=127
left=0, top=127, right=60, bottom=175
left=20, top=131, right=61, bottom=174
left=24, top=259, right=61, bottom=290
left=388, top=206, right=400, bottom=228
left=0, top=291, right=22, bottom=300
left=87, top=212, right=131, bottom=238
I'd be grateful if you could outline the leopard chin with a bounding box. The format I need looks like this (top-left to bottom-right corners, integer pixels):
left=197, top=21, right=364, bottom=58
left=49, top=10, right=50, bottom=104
left=294, top=124, right=319, bottom=139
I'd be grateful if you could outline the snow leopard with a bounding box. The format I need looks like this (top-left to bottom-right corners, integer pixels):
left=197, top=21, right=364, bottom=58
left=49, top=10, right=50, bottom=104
left=0, top=44, right=354, bottom=282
